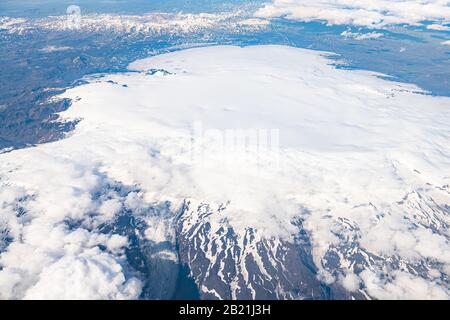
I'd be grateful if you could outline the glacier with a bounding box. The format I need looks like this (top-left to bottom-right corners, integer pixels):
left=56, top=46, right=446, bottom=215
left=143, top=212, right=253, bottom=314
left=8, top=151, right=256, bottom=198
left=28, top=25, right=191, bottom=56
left=0, top=45, right=449, bottom=299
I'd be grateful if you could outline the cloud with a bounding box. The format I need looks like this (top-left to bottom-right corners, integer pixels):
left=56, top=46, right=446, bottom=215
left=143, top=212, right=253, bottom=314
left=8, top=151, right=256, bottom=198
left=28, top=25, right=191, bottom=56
left=23, top=251, right=141, bottom=300
left=0, top=156, right=145, bottom=299
left=1, top=45, right=449, bottom=299
left=427, top=23, right=450, bottom=31
left=341, top=30, right=383, bottom=40
left=341, top=272, right=361, bottom=292
left=255, top=0, right=450, bottom=28
left=360, top=270, right=448, bottom=300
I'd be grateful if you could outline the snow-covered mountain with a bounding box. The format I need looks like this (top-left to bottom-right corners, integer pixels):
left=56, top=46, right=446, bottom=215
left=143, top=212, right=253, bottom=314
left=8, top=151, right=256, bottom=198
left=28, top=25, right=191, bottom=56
left=0, top=45, right=449, bottom=299
left=0, top=12, right=268, bottom=36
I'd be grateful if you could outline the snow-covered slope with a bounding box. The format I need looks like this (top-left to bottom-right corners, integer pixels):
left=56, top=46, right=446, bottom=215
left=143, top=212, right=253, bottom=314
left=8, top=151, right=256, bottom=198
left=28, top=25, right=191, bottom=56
left=0, top=12, right=268, bottom=36
left=0, top=45, right=449, bottom=299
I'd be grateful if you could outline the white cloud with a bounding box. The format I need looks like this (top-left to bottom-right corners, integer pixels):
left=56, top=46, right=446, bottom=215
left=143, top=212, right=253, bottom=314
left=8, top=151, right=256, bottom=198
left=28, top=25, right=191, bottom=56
left=427, top=23, right=450, bottom=31
left=144, top=218, right=173, bottom=244
left=341, top=30, right=383, bottom=40
left=360, top=270, right=448, bottom=299
left=255, top=1, right=450, bottom=28
left=341, top=273, right=361, bottom=292
left=98, top=198, right=123, bottom=222
left=23, top=251, right=141, bottom=300
left=1, top=45, right=449, bottom=299
left=106, top=235, right=129, bottom=252
left=317, top=269, right=336, bottom=285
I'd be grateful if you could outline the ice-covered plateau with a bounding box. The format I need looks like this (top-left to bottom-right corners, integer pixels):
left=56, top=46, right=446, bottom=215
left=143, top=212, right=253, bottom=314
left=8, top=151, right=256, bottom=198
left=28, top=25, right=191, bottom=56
left=0, top=45, right=449, bottom=300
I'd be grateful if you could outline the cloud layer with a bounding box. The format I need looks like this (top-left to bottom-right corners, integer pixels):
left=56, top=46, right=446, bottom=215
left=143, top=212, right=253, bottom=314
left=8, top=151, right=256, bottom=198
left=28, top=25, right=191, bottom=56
left=255, top=0, right=450, bottom=28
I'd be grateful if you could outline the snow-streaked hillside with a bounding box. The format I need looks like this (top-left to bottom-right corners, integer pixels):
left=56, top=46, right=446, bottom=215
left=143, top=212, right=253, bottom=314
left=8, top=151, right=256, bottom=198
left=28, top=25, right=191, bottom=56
left=255, top=0, right=450, bottom=28
left=0, top=45, right=449, bottom=299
